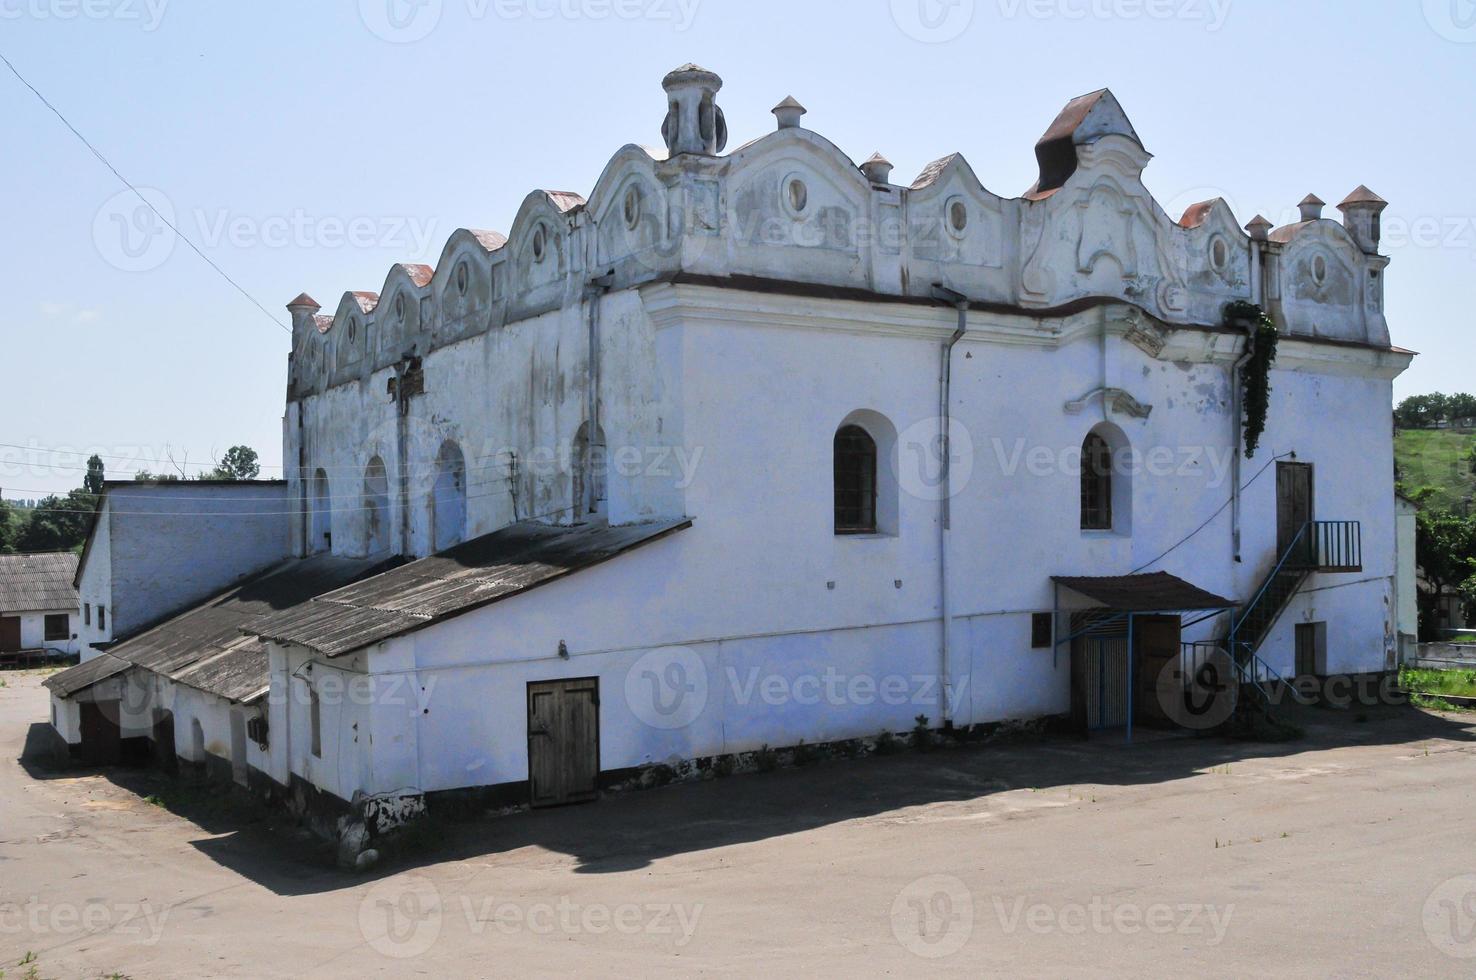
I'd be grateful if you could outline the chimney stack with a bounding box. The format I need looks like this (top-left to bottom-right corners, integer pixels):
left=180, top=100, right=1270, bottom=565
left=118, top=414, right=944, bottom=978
left=1298, top=194, right=1325, bottom=223
left=860, top=152, right=894, bottom=185
left=772, top=95, right=807, bottom=130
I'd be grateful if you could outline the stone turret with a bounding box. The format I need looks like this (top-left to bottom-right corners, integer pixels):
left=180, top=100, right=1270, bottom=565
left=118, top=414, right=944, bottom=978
left=1337, top=186, right=1388, bottom=255
left=860, top=152, right=894, bottom=185
left=1298, top=194, right=1325, bottom=223
left=661, top=64, right=727, bottom=156
left=286, top=293, right=321, bottom=334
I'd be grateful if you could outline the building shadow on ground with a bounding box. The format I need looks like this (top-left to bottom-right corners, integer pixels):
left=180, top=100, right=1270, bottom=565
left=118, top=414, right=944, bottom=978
left=18, top=702, right=1476, bottom=897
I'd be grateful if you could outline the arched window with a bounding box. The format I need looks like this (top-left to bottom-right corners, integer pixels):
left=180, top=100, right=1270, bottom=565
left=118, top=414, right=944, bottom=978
left=363, top=457, right=390, bottom=555
left=310, top=468, right=332, bottom=553
left=572, top=421, right=608, bottom=521
left=834, top=425, right=878, bottom=534
left=1081, top=432, right=1113, bottom=530
left=431, top=441, right=467, bottom=552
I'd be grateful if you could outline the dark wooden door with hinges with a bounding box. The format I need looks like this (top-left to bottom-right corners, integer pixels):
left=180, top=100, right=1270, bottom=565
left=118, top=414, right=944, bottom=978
left=1276, top=462, right=1314, bottom=559
left=80, top=700, right=121, bottom=766
left=527, top=678, right=600, bottom=808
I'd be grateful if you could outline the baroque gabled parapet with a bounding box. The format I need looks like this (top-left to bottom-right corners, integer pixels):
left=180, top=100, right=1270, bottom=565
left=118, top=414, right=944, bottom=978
left=284, top=66, right=1397, bottom=404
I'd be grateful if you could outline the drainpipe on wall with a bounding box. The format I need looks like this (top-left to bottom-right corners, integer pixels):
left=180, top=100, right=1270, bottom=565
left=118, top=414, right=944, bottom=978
left=392, top=355, right=413, bottom=556
left=932, top=284, right=969, bottom=728
left=584, top=271, right=614, bottom=518
left=296, top=403, right=308, bottom=556
left=1231, top=240, right=1265, bottom=562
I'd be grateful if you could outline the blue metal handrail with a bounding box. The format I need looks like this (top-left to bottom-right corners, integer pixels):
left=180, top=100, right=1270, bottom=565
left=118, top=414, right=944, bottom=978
left=1233, top=521, right=1314, bottom=637
left=1229, top=640, right=1311, bottom=706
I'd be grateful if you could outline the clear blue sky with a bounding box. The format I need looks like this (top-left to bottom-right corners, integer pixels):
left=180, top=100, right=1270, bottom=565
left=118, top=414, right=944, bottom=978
left=2, top=0, right=1471, bottom=496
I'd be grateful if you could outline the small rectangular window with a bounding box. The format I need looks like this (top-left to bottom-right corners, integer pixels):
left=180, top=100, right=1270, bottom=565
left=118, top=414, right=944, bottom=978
left=1031, top=612, right=1054, bottom=649
left=309, top=686, right=322, bottom=758
left=84, top=604, right=91, bottom=626
left=44, top=614, right=69, bottom=641
left=98, top=606, right=106, bottom=630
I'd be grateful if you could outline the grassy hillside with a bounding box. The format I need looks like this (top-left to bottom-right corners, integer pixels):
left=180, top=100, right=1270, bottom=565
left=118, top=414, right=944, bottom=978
left=1396, top=428, right=1476, bottom=512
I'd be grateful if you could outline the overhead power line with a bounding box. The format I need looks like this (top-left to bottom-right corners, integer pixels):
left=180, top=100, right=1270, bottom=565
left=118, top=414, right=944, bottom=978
left=0, top=49, right=289, bottom=333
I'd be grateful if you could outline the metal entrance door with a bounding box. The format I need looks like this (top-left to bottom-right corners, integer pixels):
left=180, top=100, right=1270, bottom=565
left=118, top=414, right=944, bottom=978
left=527, top=678, right=600, bottom=808
left=1085, top=635, right=1131, bottom=730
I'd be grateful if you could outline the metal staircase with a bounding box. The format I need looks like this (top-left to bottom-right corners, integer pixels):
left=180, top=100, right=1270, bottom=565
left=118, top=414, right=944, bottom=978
left=1231, top=520, right=1362, bottom=661
left=1180, top=521, right=1362, bottom=719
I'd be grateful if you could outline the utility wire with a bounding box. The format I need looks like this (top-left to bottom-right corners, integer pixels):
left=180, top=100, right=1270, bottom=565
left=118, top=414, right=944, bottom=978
left=1128, top=451, right=1293, bottom=574
left=0, top=49, right=290, bottom=333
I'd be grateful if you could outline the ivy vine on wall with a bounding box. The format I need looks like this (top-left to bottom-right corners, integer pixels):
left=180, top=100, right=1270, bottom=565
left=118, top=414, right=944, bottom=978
left=1225, top=300, right=1279, bottom=459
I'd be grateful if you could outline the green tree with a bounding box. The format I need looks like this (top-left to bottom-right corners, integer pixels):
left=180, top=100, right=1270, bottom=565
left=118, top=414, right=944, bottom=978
left=0, top=498, right=15, bottom=554
left=13, top=491, right=95, bottom=553
left=1415, top=506, right=1476, bottom=639
left=84, top=454, right=106, bottom=495
left=204, top=445, right=261, bottom=481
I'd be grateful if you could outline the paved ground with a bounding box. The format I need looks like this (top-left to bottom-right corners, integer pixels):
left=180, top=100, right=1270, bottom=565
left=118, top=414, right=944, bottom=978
left=4, top=671, right=1476, bottom=978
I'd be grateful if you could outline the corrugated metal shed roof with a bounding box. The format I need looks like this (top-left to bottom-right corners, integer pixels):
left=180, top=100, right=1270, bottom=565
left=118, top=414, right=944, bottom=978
left=43, top=553, right=397, bottom=702
left=1052, top=572, right=1236, bottom=612
left=0, top=552, right=78, bottom=613
left=247, top=518, right=691, bottom=658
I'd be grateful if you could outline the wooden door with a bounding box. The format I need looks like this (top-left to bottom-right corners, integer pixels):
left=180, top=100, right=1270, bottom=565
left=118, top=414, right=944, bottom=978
left=1295, top=623, right=1320, bottom=678
left=527, top=678, right=600, bottom=808
left=1134, top=616, right=1182, bottom=727
left=0, top=616, right=20, bottom=653
left=80, top=701, right=122, bottom=766
left=1276, top=462, right=1314, bottom=560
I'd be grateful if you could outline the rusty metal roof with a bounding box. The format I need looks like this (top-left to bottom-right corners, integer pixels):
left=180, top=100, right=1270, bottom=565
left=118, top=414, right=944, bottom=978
left=545, top=191, right=587, bottom=214
left=44, top=553, right=396, bottom=702
left=246, top=518, right=692, bottom=658
left=0, top=552, right=78, bottom=614
left=1178, top=200, right=1222, bottom=229
left=468, top=229, right=508, bottom=252
left=1052, top=572, right=1235, bottom=612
